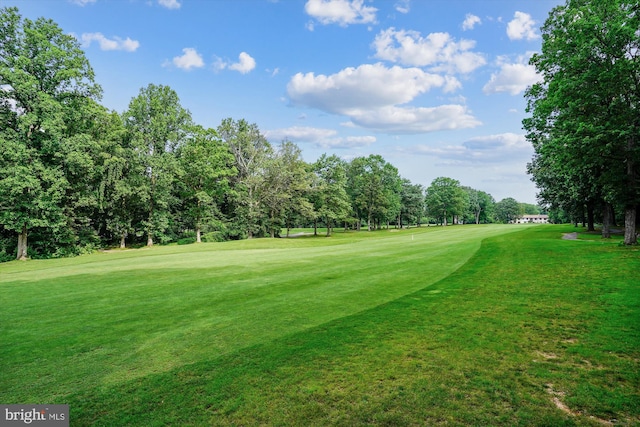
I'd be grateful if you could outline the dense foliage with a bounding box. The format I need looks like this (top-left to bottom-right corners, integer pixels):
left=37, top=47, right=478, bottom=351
left=525, top=0, right=640, bottom=244
left=0, top=7, right=530, bottom=261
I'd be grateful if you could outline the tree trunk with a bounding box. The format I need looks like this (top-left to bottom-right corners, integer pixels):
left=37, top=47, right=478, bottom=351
left=196, top=227, right=202, bottom=243
left=586, top=202, right=595, bottom=232
left=624, top=206, right=637, bottom=245
left=475, top=211, right=480, bottom=224
left=147, top=204, right=154, bottom=246
left=16, top=224, right=28, bottom=261
left=326, top=216, right=331, bottom=237
left=270, top=211, right=275, bottom=238
left=120, top=233, right=126, bottom=249
left=443, top=210, right=447, bottom=226
left=313, top=219, right=317, bottom=236
left=601, top=203, right=611, bottom=239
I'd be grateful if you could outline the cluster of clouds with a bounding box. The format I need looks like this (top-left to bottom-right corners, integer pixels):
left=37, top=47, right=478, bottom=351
left=75, top=0, right=542, bottom=160
left=264, top=126, right=376, bottom=149
left=405, top=133, right=533, bottom=166
left=161, top=48, right=257, bottom=74
left=276, top=0, right=542, bottom=143
left=80, top=33, right=139, bottom=52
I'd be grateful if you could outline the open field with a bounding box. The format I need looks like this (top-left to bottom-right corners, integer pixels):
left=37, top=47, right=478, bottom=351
left=1, top=224, right=639, bottom=425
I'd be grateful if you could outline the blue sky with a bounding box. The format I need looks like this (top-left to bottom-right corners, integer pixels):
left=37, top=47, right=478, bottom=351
left=5, top=0, right=563, bottom=204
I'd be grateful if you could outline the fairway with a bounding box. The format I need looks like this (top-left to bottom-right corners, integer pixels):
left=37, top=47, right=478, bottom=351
left=1, top=224, right=639, bottom=425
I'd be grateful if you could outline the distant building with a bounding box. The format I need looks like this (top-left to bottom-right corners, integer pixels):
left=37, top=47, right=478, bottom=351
left=515, top=214, right=549, bottom=224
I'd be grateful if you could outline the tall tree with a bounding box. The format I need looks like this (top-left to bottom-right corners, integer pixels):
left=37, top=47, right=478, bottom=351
left=0, top=7, right=101, bottom=259
left=312, top=154, right=351, bottom=236
left=218, top=118, right=271, bottom=239
left=424, top=177, right=467, bottom=226
left=177, top=125, right=236, bottom=243
left=525, top=0, right=640, bottom=244
left=399, top=179, right=425, bottom=228
left=101, top=110, right=144, bottom=249
left=262, top=141, right=314, bottom=238
left=124, top=84, right=192, bottom=246
left=347, top=155, right=401, bottom=231
left=495, top=197, right=521, bottom=224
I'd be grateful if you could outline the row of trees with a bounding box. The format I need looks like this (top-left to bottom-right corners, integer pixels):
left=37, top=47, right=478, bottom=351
left=0, top=7, right=532, bottom=262
left=525, top=0, right=639, bottom=245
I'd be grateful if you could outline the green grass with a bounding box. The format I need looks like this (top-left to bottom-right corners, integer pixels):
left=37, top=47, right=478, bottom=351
left=1, top=225, right=638, bottom=426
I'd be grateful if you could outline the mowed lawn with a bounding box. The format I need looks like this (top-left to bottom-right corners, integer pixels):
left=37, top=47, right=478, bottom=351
left=1, top=225, right=638, bottom=425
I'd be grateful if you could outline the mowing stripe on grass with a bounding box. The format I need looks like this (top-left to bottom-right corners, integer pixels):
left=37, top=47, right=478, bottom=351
left=1, top=225, right=528, bottom=404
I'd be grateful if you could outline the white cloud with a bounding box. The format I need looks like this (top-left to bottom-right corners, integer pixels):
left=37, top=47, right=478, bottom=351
left=304, top=0, right=377, bottom=27
left=69, top=0, right=96, bottom=5
left=395, top=0, right=410, bottom=14
left=407, top=133, right=532, bottom=165
left=229, top=52, right=256, bottom=74
left=214, top=52, right=256, bottom=74
left=346, top=104, right=481, bottom=134
left=264, top=126, right=375, bottom=149
left=170, top=48, right=204, bottom=70
left=372, top=28, right=486, bottom=74
left=80, top=33, right=140, bottom=52
left=507, top=11, right=539, bottom=41
left=288, top=63, right=456, bottom=112
left=483, top=55, right=540, bottom=95
left=462, top=14, right=481, bottom=31
left=158, top=0, right=181, bottom=9
left=287, top=63, right=480, bottom=134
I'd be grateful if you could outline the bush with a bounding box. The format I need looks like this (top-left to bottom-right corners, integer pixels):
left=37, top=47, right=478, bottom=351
left=177, top=237, right=196, bottom=245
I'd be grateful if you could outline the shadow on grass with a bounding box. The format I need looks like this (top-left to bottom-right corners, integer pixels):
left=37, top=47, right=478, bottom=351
left=66, top=227, right=639, bottom=426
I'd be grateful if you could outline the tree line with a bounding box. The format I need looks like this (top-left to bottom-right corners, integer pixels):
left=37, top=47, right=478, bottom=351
left=0, top=7, right=534, bottom=262
left=525, top=0, right=640, bottom=245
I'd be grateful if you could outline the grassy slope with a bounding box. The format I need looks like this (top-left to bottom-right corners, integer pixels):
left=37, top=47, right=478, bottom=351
left=1, top=225, right=638, bottom=425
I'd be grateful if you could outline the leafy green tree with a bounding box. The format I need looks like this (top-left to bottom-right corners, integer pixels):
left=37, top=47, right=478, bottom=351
left=0, top=7, right=101, bottom=259
left=476, top=191, right=496, bottom=224
left=177, top=126, right=236, bottom=243
left=347, top=155, right=401, bottom=231
left=424, top=177, right=467, bottom=226
left=494, top=197, right=522, bottom=223
left=260, top=140, right=314, bottom=238
left=100, top=110, right=144, bottom=248
left=124, top=84, right=192, bottom=246
left=399, top=179, right=424, bottom=228
left=519, top=203, right=541, bottom=215
left=218, top=118, right=271, bottom=239
left=525, top=0, right=640, bottom=244
left=461, top=187, right=495, bottom=224
left=312, top=154, right=351, bottom=236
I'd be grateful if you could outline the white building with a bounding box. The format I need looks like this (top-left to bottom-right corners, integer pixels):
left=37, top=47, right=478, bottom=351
left=515, top=214, right=549, bottom=224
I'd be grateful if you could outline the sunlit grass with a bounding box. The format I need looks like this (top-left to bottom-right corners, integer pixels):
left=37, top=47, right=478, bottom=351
left=1, top=224, right=638, bottom=425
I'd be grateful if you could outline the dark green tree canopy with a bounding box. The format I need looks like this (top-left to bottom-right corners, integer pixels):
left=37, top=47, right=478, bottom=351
left=525, top=0, right=640, bottom=244
left=0, top=6, right=101, bottom=259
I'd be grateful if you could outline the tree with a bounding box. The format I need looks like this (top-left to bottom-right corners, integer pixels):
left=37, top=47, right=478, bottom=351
left=495, top=197, right=521, bottom=223
left=424, top=177, right=467, bottom=226
left=100, top=110, right=145, bottom=249
left=218, top=118, right=271, bottom=239
left=525, top=0, right=640, bottom=244
left=399, top=179, right=424, bottom=228
left=260, top=140, right=314, bottom=238
left=476, top=191, right=496, bottom=224
left=0, top=7, right=101, bottom=259
left=177, top=125, right=235, bottom=243
left=124, top=84, right=192, bottom=246
left=347, top=155, right=401, bottom=231
left=312, top=154, right=351, bottom=236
